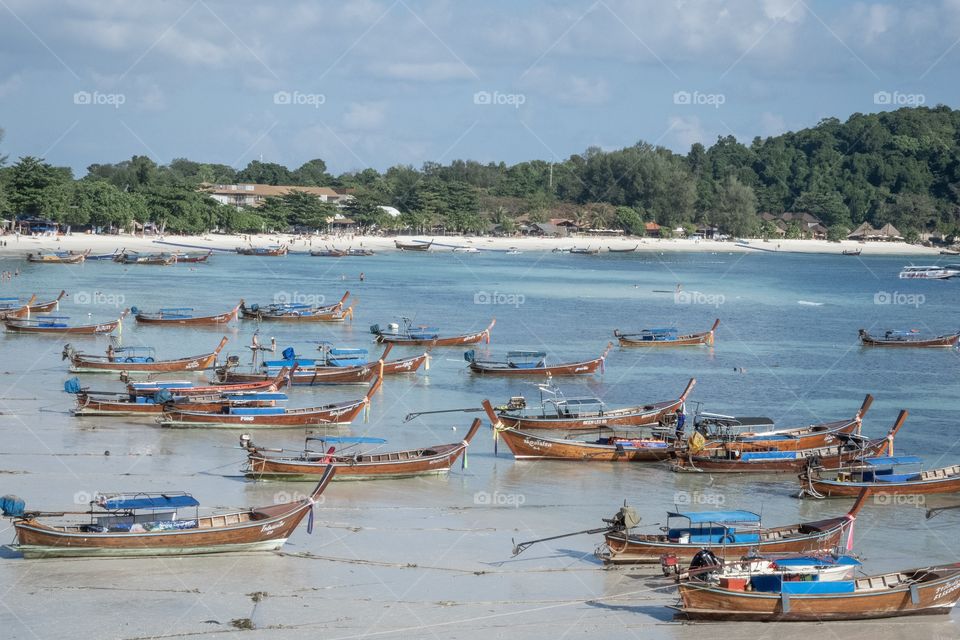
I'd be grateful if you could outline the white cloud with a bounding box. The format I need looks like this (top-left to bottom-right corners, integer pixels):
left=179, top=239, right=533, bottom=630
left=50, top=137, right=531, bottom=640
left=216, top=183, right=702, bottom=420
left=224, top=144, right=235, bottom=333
left=342, top=102, right=387, bottom=130
left=758, top=111, right=787, bottom=137
left=667, top=115, right=706, bottom=150
left=372, top=61, right=475, bottom=82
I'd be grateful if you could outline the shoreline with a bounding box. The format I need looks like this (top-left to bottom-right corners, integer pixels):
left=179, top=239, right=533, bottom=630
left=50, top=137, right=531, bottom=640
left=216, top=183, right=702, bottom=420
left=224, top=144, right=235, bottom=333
left=0, top=232, right=943, bottom=257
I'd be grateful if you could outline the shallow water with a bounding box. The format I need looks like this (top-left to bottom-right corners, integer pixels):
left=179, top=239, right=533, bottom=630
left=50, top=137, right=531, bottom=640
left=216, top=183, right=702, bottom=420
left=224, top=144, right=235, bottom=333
left=1, top=251, right=959, bottom=638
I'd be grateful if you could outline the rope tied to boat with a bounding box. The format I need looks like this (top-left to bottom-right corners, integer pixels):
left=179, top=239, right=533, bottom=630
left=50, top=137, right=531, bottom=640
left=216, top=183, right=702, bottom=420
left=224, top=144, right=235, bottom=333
left=844, top=514, right=855, bottom=550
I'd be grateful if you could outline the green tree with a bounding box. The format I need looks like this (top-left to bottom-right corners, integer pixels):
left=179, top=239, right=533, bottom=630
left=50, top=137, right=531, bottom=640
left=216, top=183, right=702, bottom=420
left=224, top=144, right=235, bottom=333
left=712, top=176, right=758, bottom=237
left=8, top=156, right=72, bottom=215
left=292, top=159, right=332, bottom=186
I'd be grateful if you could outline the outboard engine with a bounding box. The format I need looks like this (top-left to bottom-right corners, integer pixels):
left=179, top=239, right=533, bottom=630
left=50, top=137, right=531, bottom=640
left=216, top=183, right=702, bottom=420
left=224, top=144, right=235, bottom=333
left=0, top=495, right=26, bottom=517
left=689, top=548, right=722, bottom=575
left=603, top=504, right=641, bottom=531
left=63, top=377, right=83, bottom=394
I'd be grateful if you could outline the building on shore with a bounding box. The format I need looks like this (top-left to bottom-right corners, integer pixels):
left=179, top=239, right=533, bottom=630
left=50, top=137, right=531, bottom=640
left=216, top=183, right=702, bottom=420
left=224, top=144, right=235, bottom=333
left=202, top=183, right=354, bottom=210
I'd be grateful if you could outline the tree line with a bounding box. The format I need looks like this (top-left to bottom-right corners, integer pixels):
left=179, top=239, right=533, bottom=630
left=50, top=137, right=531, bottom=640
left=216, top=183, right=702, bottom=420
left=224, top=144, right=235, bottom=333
left=1, top=105, right=959, bottom=239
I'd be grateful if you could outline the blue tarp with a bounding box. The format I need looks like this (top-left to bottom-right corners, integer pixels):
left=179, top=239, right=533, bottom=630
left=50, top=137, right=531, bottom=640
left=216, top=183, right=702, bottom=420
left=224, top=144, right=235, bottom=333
left=668, top=510, right=761, bottom=523
left=101, top=494, right=199, bottom=510
left=308, top=436, right=387, bottom=444
left=862, top=456, right=923, bottom=466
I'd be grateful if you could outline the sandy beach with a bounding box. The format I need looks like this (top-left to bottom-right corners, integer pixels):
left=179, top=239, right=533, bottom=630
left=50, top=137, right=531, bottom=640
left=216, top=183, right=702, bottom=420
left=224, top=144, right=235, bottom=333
left=0, top=231, right=942, bottom=258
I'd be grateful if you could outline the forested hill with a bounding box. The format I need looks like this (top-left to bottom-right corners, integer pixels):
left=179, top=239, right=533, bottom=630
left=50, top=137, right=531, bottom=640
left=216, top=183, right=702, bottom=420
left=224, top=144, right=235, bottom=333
left=0, top=105, right=958, bottom=238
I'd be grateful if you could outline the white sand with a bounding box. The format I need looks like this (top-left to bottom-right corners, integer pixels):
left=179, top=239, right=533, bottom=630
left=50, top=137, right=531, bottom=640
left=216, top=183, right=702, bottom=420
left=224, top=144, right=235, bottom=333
left=0, top=231, right=940, bottom=256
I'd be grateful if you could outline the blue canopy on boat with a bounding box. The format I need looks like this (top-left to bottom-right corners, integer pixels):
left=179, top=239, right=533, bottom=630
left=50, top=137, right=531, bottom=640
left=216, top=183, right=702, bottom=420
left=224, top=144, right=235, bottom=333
left=507, top=351, right=547, bottom=359
left=667, top=510, right=761, bottom=524
left=307, top=436, right=387, bottom=444
left=101, top=494, right=199, bottom=510
left=643, top=328, right=678, bottom=334
left=773, top=555, right=861, bottom=567
left=159, top=307, right=194, bottom=313
left=861, top=456, right=923, bottom=466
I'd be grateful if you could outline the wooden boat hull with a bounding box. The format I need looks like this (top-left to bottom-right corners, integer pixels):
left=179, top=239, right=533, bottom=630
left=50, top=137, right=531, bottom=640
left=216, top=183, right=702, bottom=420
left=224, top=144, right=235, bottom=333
left=497, top=429, right=676, bottom=461
left=161, top=400, right=368, bottom=428
left=701, top=417, right=863, bottom=453
left=800, top=467, right=960, bottom=498
left=381, top=353, right=428, bottom=374
left=6, top=319, right=120, bottom=334
left=134, top=304, right=239, bottom=325
left=375, top=319, right=494, bottom=346
left=675, top=438, right=890, bottom=473
left=858, top=330, right=959, bottom=348
left=243, top=306, right=353, bottom=322
left=127, top=377, right=282, bottom=398
left=244, top=420, right=481, bottom=481
left=66, top=337, right=227, bottom=373
left=469, top=357, right=603, bottom=376
left=602, top=520, right=848, bottom=565
left=675, top=566, right=960, bottom=621
left=236, top=247, right=288, bottom=256
left=218, top=364, right=376, bottom=385
left=615, top=319, right=720, bottom=347
left=27, top=254, right=86, bottom=264
left=73, top=395, right=274, bottom=417
left=395, top=240, right=431, bottom=251
left=29, top=291, right=67, bottom=312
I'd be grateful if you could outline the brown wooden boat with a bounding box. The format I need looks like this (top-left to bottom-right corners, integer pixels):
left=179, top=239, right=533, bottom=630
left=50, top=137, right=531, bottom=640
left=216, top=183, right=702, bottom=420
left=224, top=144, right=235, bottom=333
left=693, top=395, right=873, bottom=453
left=494, top=427, right=678, bottom=461
left=481, top=379, right=695, bottom=431
left=674, top=563, right=960, bottom=621
left=217, top=361, right=379, bottom=385
left=8, top=466, right=335, bottom=558
left=240, top=292, right=350, bottom=321
left=599, top=489, right=869, bottom=565
left=673, top=410, right=906, bottom=473
left=26, top=250, right=89, bottom=264
left=615, top=319, right=719, bottom=347
left=64, top=337, right=229, bottom=373
left=5, top=310, right=127, bottom=335
left=29, top=290, right=67, bottom=312
left=0, top=295, right=36, bottom=320
left=395, top=239, right=432, bottom=251
left=126, top=368, right=288, bottom=398
left=160, top=374, right=382, bottom=428
left=72, top=390, right=284, bottom=417
left=371, top=317, right=494, bottom=346
left=465, top=342, right=612, bottom=376
left=858, top=328, right=960, bottom=348
left=173, top=250, right=213, bottom=263
left=241, top=418, right=483, bottom=480
left=236, top=245, right=288, bottom=256
left=134, top=302, right=240, bottom=325
left=799, top=454, right=960, bottom=499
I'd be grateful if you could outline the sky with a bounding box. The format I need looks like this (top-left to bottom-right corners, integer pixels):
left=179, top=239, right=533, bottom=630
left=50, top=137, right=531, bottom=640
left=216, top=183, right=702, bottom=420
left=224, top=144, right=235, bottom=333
left=0, top=0, right=958, bottom=177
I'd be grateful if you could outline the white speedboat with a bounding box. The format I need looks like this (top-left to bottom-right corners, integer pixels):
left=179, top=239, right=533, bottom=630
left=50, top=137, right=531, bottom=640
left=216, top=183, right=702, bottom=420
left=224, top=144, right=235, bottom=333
left=898, top=265, right=960, bottom=279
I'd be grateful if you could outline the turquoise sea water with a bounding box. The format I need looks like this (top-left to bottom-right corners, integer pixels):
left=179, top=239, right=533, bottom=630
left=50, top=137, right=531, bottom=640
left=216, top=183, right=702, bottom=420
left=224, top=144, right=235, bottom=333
left=1, top=250, right=960, bottom=637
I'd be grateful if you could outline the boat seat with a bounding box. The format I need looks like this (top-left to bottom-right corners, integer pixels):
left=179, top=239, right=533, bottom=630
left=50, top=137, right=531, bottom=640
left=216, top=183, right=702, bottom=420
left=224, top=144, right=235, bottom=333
left=875, top=473, right=919, bottom=482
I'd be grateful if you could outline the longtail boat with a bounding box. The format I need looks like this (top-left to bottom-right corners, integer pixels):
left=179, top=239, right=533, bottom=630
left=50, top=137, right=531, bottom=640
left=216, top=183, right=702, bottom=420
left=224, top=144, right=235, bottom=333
left=258, top=342, right=426, bottom=376
left=614, top=319, right=720, bottom=347
left=63, top=337, right=229, bottom=373
left=116, top=252, right=176, bottom=265
left=464, top=342, right=612, bottom=376
left=26, top=250, right=89, bottom=264
left=241, top=418, right=483, bottom=481
left=72, top=389, right=285, bottom=417
left=173, top=250, right=213, bottom=263
left=690, top=395, right=873, bottom=452
left=216, top=361, right=379, bottom=386
left=673, top=410, right=906, bottom=473
left=799, top=455, right=960, bottom=499
left=841, top=248, right=863, bottom=256
left=569, top=246, right=599, bottom=255
left=5, top=311, right=127, bottom=335
left=126, top=368, right=288, bottom=398
left=0, top=295, right=37, bottom=320
left=371, top=317, right=495, bottom=346
left=160, top=374, right=382, bottom=428
left=346, top=248, right=375, bottom=256
left=4, top=466, right=335, bottom=558
left=598, top=490, right=869, bottom=565
left=395, top=239, right=432, bottom=251
left=607, top=244, right=639, bottom=253
left=494, top=426, right=678, bottom=461
left=133, top=302, right=240, bottom=325
left=240, top=292, right=350, bottom=321
left=673, top=563, right=960, bottom=621
left=236, top=245, right=288, bottom=256
left=482, top=379, right=695, bottom=431
left=29, top=290, right=67, bottom=312
left=309, top=248, right=347, bottom=257
left=858, top=328, right=960, bottom=348
left=87, top=250, right=121, bottom=261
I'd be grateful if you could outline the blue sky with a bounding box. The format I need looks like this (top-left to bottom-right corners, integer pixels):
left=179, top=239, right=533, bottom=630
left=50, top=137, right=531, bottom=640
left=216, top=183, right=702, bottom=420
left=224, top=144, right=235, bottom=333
left=0, top=0, right=957, bottom=177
